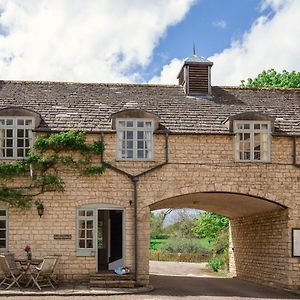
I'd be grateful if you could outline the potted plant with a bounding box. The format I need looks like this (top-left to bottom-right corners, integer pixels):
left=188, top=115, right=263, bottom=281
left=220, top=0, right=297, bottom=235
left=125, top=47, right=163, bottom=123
left=24, top=244, right=32, bottom=260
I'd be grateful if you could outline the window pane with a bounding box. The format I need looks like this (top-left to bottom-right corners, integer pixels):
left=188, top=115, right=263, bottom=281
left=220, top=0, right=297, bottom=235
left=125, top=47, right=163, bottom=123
left=79, top=220, right=85, bottom=229
left=254, top=124, right=260, bottom=130
left=86, top=220, right=93, bottom=229
left=261, top=124, right=268, bottom=130
left=137, top=131, right=144, bottom=139
left=237, top=124, right=243, bottom=130
left=244, top=152, right=251, bottom=160
left=244, top=124, right=250, bottom=129
left=0, top=231, right=6, bottom=238
left=127, top=141, right=133, bottom=149
left=25, top=120, right=32, bottom=126
left=0, top=240, right=6, bottom=248
left=78, top=211, right=85, bottom=217
left=17, top=129, right=24, bottom=138
left=17, top=149, right=24, bottom=157
left=126, top=121, right=133, bottom=127
left=137, top=150, right=144, bottom=158
left=0, top=120, right=4, bottom=125
left=137, top=141, right=144, bottom=149
left=127, top=150, right=133, bottom=158
left=17, top=119, right=24, bottom=126
left=118, top=121, right=125, bottom=128
left=137, top=121, right=144, bottom=127
left=0, top=210, right=6, bottom=216
left=126, top=131, right=133, bottom=139
left=87, top=230, right=93, bottom=238
left=0, top=220, right=6, bottom=228
left=145, top=121, right=152, bottom=128
left=79, top=230, right=85, bottom=238
left=86, top=210, right=93, bottom=216
left=86, top=239, right=93, bottom=248
left=6, top=139, right=13, bottom=147
left=6, top=120, right=13, bottom=125
left=6, top=130, right=13, bottom=138
left=17, top=139, right=24, bottom=147
left=79, top=240, right=85, bottom=248
left=6, top=149, right=13, bottom=157
left=254, top=152, right=261, bottom=160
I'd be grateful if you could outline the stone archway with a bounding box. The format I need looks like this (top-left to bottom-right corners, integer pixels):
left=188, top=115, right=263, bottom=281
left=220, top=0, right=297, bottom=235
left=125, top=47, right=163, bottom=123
left=142, top=190, right=290, bottom=289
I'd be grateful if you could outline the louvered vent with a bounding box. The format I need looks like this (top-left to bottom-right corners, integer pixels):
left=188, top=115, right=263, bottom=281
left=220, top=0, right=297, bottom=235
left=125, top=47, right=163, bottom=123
left=178, top=55, right=213, bottom=96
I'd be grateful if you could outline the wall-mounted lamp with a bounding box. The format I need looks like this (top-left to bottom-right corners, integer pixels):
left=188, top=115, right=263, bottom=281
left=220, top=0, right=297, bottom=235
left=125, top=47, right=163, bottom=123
left=35, top=200, right=45, bottom=218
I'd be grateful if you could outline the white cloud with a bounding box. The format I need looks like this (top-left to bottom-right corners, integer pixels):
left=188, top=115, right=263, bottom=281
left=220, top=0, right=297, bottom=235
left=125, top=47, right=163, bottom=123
left=0, top=0, right=195, bottom=82
left=148, top=58, right=183, bottom=84
left=151, top=0, right=300, bottom=86
left=212, top=19, right=227, bottom=29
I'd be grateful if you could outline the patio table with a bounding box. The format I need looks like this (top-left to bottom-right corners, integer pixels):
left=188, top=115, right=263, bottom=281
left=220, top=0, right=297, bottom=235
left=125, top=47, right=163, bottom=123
left=15, top=258, right=43, bottom=287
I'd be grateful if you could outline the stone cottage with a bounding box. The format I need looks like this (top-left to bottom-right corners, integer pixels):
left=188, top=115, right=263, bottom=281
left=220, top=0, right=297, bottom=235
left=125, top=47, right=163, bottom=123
left=0, top=55, right=300, bottom=289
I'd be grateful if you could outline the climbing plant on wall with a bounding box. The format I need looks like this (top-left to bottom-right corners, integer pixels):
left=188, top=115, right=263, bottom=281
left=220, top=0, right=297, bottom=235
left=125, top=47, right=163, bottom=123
left=0, top=130, right=105, bottom=209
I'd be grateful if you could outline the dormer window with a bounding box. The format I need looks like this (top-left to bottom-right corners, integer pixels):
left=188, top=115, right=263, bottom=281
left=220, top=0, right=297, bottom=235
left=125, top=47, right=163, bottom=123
left=234, top=120, right=271, bottom=162
left=116, top=119, right=154, bottom=160
left=0, top=117, right=35, bottom=159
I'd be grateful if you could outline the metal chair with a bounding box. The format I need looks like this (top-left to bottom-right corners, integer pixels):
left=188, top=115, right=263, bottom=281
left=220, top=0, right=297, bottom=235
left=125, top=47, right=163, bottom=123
left=29, top=256, right=59, bottom=290
left=0, top=255, right=24, bottom=289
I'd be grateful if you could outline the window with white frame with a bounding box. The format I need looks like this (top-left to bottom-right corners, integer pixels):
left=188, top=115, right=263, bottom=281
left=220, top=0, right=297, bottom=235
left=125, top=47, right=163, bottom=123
left=77, top=209, right=95, bottom=256
left=0, top=117, right=34, bottom=159
left=116, top=119, right=154, bottom=160
left=234, top=120, right=271, bottom=162
left=0, top=209, right=7, bottom=251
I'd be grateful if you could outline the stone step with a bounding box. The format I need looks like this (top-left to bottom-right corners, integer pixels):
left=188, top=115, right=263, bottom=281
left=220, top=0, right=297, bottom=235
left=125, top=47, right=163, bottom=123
left=90, top=280, right=135, bottom=288
left=90, top=273, right=134, bottom=281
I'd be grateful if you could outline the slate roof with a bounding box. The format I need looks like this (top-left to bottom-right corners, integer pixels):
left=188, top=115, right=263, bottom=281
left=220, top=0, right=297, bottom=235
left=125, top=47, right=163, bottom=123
left=0, top=80, right=300, bottom=135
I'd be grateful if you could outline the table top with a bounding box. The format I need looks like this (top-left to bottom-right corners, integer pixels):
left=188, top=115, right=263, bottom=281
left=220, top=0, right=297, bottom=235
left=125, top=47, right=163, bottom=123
left=15, top=258, right=43, bottom=265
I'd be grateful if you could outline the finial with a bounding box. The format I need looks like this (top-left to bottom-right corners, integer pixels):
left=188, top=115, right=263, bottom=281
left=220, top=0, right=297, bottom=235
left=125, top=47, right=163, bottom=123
left=193, top=41, right=196, bottom=55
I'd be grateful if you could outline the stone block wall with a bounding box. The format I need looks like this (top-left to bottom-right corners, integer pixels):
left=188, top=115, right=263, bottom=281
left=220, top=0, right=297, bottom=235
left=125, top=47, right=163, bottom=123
left=1, top=132, right=300, bottom=289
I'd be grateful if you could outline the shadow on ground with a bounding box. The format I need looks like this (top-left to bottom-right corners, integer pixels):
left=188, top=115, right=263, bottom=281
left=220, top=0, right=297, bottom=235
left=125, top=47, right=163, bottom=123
left=146, top=275, right=300, bottom=299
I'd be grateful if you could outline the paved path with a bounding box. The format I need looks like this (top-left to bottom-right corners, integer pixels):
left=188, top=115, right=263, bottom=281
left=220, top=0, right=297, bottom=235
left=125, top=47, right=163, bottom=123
left=1, top=261, right=300, bottom=299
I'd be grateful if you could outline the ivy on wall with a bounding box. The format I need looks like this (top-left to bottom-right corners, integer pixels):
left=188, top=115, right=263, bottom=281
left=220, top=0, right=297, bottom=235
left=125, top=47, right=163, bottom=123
left=0, top=130, right=105, bottom=209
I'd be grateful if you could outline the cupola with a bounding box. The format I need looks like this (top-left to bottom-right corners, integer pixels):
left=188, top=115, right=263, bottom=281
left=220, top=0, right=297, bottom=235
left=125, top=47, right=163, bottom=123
left=177, top=54, right=213, bottom=96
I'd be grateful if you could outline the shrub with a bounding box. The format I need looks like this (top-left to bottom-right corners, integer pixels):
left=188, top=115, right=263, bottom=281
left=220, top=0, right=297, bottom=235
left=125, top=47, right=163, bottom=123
left=159, top=238, right=211, bottom=254
left=208, top=256, right=224, bottom=272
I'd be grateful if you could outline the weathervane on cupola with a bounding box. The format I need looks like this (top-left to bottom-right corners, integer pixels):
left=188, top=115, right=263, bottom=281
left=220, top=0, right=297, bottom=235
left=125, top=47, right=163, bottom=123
left=177, top=42, right=213, bottom=97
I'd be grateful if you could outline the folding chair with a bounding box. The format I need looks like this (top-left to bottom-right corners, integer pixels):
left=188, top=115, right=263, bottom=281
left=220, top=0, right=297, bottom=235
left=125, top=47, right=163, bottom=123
left=29, top=256, right=59, bottom=290
left=0, top=255, right=24, bottom=289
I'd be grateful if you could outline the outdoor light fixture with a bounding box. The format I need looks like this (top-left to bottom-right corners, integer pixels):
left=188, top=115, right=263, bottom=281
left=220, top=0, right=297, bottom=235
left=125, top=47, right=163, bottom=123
left=35, top=201, right=45, bottom=218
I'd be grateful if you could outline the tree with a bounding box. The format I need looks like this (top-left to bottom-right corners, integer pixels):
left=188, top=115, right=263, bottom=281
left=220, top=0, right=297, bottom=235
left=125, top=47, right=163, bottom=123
left=150, top=209, right=173, bottom=239
left=241, top=69, right=300, bottom=88
left=192, top=212, right=229, bottom=241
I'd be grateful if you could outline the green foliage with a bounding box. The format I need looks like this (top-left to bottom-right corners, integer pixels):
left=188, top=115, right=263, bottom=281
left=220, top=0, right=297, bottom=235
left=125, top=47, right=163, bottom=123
left=150, top=239, right=167, bottom=251
left=241, top=69, right=300, bottom=88
left=0, top=130, right=105, bottom=209
left=208, top=256, right=224, bottom=272
left=192, top=212, right=229, bottom=241
left=159, top=238, right=211, bottom=254
left=84, top=165, right=106, bottom=175
left=212, top=227, right=229, bottom=254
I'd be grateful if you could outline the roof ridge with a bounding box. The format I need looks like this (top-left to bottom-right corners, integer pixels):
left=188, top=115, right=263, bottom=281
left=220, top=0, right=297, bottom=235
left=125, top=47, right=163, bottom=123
left=216, top=86, right=300, bottom=91
left=0, top=79, right=180, bottom=88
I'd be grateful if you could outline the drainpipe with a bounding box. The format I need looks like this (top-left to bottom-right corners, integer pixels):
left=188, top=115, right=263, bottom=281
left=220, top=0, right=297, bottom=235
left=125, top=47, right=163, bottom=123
left=293, top=136, right=297, bottom=166
left=100, top=131, right=169, bottom=285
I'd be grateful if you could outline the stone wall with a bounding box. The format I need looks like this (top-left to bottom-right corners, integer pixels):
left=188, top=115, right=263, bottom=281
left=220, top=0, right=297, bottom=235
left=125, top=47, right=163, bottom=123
left=1, top=132, right=300, bottom=288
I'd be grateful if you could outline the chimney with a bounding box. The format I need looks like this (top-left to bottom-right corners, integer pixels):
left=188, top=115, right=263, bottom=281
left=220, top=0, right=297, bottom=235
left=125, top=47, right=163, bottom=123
left=177, top=54, right=213, bottom=96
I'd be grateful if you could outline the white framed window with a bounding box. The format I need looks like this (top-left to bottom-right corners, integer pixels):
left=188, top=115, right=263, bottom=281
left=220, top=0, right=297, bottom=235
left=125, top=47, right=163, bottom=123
left=76, top=208, right=96, bottom=256
left=116, top=119, right=154, bottom=160
left=234, top=120, right=271, bottom=162
left=0, top=117, right=35, bottom=159
left=0, top=209, right=8, bottom=251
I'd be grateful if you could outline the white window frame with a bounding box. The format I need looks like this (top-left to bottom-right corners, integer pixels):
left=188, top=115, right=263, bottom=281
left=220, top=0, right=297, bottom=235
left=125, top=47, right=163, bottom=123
left=0, top=209, right=8, bottom=252
left=234, top=120, right=271, bottom=162
left=76, top=208, right=96, bottom=256
left=116, top=118, right=154, bottom=161
left=0, top=117, right=35, bottom=160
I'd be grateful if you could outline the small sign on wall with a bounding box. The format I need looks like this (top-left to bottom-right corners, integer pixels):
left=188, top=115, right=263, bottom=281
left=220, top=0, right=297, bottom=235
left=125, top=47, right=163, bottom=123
left=292, top=228, right=300, bottom=257
left=54, top=234, right=72, bottom=240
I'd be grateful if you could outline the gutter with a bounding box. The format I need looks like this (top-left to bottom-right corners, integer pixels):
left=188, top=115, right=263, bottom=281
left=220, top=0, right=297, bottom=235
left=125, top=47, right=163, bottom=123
left=100, top=131, right=169, bottom=285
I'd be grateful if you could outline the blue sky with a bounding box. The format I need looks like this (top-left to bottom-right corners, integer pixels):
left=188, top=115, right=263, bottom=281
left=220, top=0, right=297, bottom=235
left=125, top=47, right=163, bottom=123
left=145, top=0, right=264, bottom=80
left=0, top=0, right=299, bottom=85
